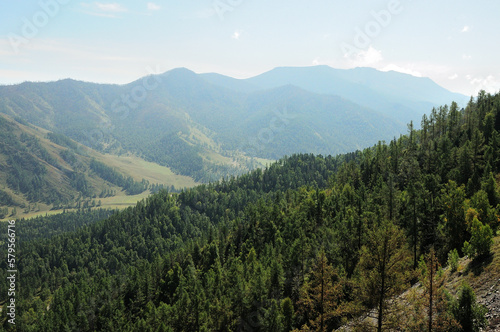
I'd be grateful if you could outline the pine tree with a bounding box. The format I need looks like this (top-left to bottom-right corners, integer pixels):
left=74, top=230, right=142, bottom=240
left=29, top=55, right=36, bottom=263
left=296, top=249, right=343, bottom=331
left=463, top=214, right=493, bottom=258
left=357, top=220, right=412, bottom=332
left=450, top=283, right=487, bottom=332
left=439, top=181, right=468, bottom=255
left=418, top=248, right=459, bottom=331
left=281, top=297, right=295, bottom=332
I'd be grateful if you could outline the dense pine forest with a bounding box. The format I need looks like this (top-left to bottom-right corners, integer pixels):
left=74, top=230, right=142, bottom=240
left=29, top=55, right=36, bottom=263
left=1, top=91, right=500, bottom=331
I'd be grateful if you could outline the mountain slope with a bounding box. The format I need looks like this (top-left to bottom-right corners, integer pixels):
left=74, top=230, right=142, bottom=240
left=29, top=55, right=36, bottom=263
left=0, top=114, right=197, bottom=219
left=223, top=85, right=401, bottom=158
left=197, top=72, right=260, bottom=94
left=0, top=71, right=262, bottom=182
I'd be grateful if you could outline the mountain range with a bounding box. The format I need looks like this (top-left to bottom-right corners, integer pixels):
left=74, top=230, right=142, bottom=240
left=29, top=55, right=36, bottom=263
left=201, top=65, right=470, bottom=125
left=0, top=65, right=469, bottom=184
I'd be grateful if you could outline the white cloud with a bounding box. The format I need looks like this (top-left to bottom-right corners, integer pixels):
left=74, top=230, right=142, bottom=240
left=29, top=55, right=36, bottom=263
left=147, top=3, right=161, bottom=11
left=381, top=64, right=422, bottom=77
left=15, top=39, right=148, bottom=63
left=461, top=25, right=470, bottom=33
left=231, top=30, right=242, bottom=40
left=0, top=69, right=36, bottom=83
left=95, top=3, right=127, bottom=12
left=345, top=46, right=383, bottom=67
left=80, top=11, right=116, bottom=18
left=0, top=38, right=157, bottom=85
left=467, top=75, right=500, bottom=94
left=80, top=2, right=127, bottom=17
left=448, top=73, right=458, bottom=80
left=462, top=54, right=472, bottom=60
left=312, top=57, right=320, bottom=66
left=0, top=39, right=16, bottom=56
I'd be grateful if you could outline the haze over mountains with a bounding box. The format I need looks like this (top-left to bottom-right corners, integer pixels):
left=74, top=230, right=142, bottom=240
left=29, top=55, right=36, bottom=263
left=202, top=65, right=470, bottom=125
left=0, top=65, right=469, bottom=183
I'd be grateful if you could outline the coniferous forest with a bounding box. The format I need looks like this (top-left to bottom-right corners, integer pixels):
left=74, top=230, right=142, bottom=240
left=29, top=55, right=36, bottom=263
left=1, top=91, right=500, bottom=331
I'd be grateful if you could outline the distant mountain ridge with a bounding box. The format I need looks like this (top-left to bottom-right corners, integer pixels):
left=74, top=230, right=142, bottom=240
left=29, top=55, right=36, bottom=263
left=201, top=65, right=470, bottom=126
left=0, top=66, right=469, bottom=182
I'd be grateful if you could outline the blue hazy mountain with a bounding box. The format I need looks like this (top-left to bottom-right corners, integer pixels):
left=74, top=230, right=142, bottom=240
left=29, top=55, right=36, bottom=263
left=201, top=65, right=470, bottom=126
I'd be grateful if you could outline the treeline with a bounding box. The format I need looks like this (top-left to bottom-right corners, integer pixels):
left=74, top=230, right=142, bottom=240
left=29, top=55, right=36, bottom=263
left=0, top=190, right=18, bottom=207
left=19, top=133, right=61, bottom=170
left=0, top=209, right=116, bottom=244
left=0, top=117, right=47, bottom=202
left=150, top=184, right=183, bottom=194
left=47, top=132, right=79, bottom=150
left=89, top=159, right=149, bottom=195
left=1, top=91, right=499, bottom=331
left=145, top=132, right=257, bottom=183
left=0, top=115, right=164, bottom=210
left=0, top=207, right=9, bottom=219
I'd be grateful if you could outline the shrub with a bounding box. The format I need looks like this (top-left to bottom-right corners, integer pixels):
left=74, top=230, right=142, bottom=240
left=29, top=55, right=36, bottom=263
left=447, top=249, right=459, bottom=272
left=463, top=216, right=493, bottom=258
left=450, top=283, right=487, bottom=332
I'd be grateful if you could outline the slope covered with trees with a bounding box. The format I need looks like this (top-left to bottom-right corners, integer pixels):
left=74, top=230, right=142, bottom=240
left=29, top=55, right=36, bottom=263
left=1, top=91, right=499, bottom=331
left=0, top=114, right=170, bottom=219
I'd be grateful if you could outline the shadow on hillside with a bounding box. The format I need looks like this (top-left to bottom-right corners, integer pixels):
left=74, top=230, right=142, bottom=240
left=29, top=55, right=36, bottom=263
left=465, top=253, right=494, bottom=276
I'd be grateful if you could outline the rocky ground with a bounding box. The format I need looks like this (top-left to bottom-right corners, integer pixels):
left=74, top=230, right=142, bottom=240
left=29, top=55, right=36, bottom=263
left=476, top=277, right=500, bottom=331
left=436, top=236, right=500, bottom=331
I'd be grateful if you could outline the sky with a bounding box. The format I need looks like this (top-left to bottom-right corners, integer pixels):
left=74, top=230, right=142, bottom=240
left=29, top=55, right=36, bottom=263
left=0, top=0, right=499, bottom=96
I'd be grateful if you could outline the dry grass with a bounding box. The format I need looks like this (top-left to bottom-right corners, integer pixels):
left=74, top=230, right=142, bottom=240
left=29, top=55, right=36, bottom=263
left=100, top=153, right=198, bottom=188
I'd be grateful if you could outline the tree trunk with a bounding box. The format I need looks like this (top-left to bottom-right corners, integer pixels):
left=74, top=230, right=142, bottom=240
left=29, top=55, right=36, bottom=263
left=321, top=251, right=325, bottom=332
left=428, top=260, right=433, bottom=332
left=378, top=240, right=388, bottom=332
left=378, top=273, right=385, bottom=332
left=413, top=197, right=418, bottom=269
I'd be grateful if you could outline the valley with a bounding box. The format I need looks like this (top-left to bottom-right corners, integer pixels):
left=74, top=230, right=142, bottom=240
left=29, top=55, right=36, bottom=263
left=0, top=113, right=201, bottom=221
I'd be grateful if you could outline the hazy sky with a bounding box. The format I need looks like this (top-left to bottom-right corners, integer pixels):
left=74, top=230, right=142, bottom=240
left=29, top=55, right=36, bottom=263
left=0, top=0, right=499, bottom=96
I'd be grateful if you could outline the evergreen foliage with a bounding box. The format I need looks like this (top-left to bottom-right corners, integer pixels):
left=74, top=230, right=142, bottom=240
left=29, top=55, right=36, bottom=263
left=1, top=91, right=499, bottom=331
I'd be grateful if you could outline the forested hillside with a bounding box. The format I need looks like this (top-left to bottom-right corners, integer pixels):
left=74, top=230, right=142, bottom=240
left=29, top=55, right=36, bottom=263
left=1, top=91, right=499, bottom=331
left=0, top=71, right=264, bottom=182
left=0, top=114, right=177, bottom=219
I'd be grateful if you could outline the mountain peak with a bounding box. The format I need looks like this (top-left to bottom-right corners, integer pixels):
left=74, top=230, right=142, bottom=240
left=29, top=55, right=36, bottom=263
left=161, top=67, right=197, bottom=78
